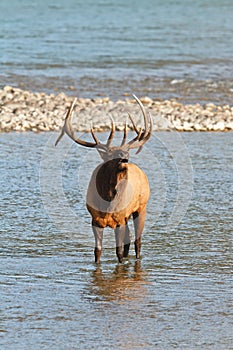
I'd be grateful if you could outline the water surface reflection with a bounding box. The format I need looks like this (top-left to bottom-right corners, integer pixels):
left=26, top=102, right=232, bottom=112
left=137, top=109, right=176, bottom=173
left=0, top=132, right=233, bottom=349
left=88, top=260, right=149, bottom=302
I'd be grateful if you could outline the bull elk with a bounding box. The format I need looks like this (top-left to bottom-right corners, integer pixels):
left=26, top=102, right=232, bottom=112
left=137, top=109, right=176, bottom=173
left=55, top=95, right=153, bottom=263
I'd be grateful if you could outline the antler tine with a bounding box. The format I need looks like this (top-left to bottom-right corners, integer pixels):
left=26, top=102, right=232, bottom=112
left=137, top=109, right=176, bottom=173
left=55, top=98, right=76, bottom=146
left=133, top=94, right=149, bottom=131
left=127, top=112, right=145, bottom=145
left=121, top=118, right=128, bottom=146
left=135, top=146, right=143, bottom=155
left=128, top=112, right=140, bottom=134
left=106, top=116, right=115, bottom=147
left=91, top=124, right=100, bottom=145
left=129, top=111, right=153, bottom=150
left=55, top=98, right=100, bottom=148
left=127, top=95, right=153, bottom=150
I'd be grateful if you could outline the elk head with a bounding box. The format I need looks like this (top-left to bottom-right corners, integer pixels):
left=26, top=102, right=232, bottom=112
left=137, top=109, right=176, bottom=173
left=55, top=95, right=153, bottom=263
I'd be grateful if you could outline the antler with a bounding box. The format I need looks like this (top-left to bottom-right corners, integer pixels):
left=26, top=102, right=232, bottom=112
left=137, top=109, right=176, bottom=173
left=126, top=94, right=153, bottom=153
left=55, top=98, right=99, bottom=148
left=55, top=98, right=108, bottom=153
left=55, top=95, right=153, bottom=156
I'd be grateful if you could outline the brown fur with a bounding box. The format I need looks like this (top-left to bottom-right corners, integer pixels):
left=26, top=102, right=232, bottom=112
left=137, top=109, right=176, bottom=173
left=86, top=159, right=150, bottom=263
left=55, top=95, right=153, bottom=263
left=86, top=160, right=150, bottom=229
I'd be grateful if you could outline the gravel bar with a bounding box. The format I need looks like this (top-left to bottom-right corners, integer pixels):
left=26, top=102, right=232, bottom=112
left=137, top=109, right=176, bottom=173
left=1, top=86, right=233, bottom=132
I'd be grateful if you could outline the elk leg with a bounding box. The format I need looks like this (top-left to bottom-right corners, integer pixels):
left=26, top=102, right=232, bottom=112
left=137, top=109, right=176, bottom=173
left=133, top=207, right=146, bottom=259
left=123, top=224, right=130, bottom=258
left=115, top=226, right=125, bottom=263
left=92, top=222, right=103, bottom=263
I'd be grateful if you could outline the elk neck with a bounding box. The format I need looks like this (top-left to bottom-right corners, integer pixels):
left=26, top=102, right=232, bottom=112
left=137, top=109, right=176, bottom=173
left=96, top=158, right=129, bottom=202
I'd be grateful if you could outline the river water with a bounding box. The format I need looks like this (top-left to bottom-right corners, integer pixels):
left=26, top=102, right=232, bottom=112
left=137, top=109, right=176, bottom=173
left=1, top=0, right=233, bottom=103
left=0, top=131, right=232, bottom=349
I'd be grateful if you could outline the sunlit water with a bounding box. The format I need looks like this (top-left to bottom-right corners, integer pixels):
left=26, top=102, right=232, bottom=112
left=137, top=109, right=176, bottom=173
left=0, top=131, right=233, bottom=349
left=1, top=0, right=233, bottom=103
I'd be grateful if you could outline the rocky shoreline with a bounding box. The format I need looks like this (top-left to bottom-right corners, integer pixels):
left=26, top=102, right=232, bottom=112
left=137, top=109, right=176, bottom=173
left=1, top=86, right=233, bottom=132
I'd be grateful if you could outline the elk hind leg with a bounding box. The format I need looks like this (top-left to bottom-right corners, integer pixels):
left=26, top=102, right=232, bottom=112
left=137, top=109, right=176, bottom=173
left=115, top=225, right=126, bottom=263
left=133, top=208, right=146, bottom=259
left=92, top=221, right=103, bottom=263
left=123, top=223, right=131, bottom=258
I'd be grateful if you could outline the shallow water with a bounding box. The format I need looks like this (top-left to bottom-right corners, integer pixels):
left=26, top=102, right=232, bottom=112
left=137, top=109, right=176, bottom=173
left=0, top=131, right=233, bottom=349
left=1, top=0, right=233, bottom=103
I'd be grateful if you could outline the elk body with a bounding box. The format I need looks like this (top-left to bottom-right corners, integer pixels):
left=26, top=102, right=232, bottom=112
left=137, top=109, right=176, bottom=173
left=55, top=95, right=153, bottom=263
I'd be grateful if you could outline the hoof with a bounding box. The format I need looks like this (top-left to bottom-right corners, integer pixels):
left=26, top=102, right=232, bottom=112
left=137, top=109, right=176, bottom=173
left=116, top=247, right=123, bottom=263
left=94, top=248, right=101, bottom=263
left=117, top=255, right=123, bottom=263
left=123, top=243, right=130, bottom=258
left=134, top=240, right=141, bottom=260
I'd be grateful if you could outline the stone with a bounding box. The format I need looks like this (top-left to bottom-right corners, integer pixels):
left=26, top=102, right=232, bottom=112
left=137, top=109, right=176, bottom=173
left=0, top=85, right=233, bottom=132
left=213, top=121, right=225, bottom=131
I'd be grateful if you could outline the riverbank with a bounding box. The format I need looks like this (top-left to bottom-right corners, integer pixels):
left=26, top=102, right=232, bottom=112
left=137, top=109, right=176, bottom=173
left=1, top=86, right=233, bottom=132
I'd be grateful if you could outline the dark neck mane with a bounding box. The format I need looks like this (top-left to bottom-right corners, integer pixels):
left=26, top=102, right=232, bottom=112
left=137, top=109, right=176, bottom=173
left=96, top=159, right=128, bottom=201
